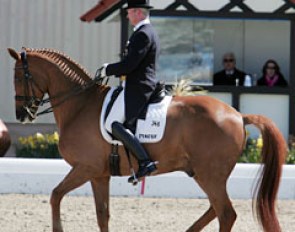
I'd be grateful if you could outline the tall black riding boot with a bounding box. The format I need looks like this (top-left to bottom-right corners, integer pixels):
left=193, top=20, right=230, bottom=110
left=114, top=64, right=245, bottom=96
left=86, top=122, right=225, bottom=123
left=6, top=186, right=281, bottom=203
left=111, top=121, right=157, bottom=183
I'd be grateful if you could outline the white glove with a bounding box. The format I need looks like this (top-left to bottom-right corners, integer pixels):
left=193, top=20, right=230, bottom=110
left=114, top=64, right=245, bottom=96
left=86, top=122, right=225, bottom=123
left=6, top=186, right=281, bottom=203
left=94, top=63, right=108, bottom=83
left=100, top=63, right=108, bottom=77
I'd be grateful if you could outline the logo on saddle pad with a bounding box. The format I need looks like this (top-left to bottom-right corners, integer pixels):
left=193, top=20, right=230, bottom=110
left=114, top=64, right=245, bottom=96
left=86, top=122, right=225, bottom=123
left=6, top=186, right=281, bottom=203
left=100, top=87, right=172, bottom=144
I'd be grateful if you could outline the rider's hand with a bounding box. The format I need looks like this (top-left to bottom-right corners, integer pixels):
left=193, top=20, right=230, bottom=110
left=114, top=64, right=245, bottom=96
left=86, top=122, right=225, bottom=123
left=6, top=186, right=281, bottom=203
left=100, top=63, right=108, bottom=77
left=94, top=63, right=108, bottom=84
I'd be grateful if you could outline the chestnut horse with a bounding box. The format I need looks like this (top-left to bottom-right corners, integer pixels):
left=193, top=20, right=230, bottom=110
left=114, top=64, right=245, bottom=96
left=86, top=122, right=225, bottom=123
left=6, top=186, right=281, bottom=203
left=0, top=119, right=11, bottom=157
left=8, top=48, right=286, bottom=232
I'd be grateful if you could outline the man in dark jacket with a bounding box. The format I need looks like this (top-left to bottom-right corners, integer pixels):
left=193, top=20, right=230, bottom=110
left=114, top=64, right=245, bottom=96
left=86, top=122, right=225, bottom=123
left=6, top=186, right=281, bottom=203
left=99, top=0, right=159, bottom=183
left=213, top=52, right=246, bottom=86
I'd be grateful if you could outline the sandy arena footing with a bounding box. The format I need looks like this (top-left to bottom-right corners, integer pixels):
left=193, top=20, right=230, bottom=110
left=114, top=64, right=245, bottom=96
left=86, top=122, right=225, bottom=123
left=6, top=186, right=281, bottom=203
left=0, top=194, right=294, bottom=232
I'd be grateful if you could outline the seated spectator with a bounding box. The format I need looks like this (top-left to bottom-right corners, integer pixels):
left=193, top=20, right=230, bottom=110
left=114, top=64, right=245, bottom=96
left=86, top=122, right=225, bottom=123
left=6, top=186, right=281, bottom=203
left=213, top=52, right=246, bottom=86
left=257, top=59, right=288, bottom=87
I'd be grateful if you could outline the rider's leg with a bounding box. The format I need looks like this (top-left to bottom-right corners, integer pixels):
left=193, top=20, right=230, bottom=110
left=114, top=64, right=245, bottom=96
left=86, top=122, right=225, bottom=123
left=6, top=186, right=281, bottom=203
left=111, top=121, right=157, bottom=183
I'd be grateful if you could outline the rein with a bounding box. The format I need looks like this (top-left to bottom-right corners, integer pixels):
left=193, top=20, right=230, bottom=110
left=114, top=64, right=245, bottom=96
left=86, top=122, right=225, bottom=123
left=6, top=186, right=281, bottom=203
left=15, top=50, right=106, bottom=118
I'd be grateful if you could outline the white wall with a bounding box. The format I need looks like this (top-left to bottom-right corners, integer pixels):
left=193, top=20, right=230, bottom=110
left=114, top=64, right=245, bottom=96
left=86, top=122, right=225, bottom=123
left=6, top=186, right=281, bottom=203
left=240, top=94, right=289, bottom=140
left=0, top=158, right=294, bottom=199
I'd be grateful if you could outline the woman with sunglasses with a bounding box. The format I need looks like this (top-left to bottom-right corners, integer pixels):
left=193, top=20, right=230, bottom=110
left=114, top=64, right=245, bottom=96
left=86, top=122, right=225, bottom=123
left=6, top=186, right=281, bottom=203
left=257, top=59, right=288, bottom=87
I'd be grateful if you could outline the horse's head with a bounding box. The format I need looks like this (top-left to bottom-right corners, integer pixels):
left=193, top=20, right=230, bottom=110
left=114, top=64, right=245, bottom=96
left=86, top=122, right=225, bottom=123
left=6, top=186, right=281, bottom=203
left=8, top=48, right=47, bottom=123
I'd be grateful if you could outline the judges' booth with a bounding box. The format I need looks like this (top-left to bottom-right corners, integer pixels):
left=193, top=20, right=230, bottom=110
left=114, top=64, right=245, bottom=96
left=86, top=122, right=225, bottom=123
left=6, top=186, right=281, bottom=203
left=81, top=0, right=295, bottom=140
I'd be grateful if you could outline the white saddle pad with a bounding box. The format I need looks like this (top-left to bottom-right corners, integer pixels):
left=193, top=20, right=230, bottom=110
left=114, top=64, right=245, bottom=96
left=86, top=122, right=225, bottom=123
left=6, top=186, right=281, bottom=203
left=100, top=87, right=172, bottom=145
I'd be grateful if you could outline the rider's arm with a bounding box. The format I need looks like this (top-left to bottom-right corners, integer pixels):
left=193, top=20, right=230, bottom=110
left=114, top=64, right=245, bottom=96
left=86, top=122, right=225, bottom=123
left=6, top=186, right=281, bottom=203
left=106, top=31, right=151, bottom=77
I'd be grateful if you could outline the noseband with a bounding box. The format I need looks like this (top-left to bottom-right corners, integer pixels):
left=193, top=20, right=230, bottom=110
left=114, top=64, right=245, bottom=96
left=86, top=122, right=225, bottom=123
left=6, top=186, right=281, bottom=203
left=14, top=50, right=105, bottom=118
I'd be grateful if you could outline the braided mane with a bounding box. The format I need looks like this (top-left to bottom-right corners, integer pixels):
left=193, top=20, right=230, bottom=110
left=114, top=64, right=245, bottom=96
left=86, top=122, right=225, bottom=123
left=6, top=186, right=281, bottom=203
left=24, top=48, right=92, bottom=85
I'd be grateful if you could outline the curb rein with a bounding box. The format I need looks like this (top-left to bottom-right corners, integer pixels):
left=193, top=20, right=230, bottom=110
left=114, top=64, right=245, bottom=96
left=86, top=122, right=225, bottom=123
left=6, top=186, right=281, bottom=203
left=14, top=50, right=107, bottom=119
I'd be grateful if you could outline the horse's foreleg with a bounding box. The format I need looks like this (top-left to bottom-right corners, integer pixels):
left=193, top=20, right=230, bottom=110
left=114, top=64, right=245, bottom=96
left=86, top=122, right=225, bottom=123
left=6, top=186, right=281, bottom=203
left=50, top=165, right=93, bottom=232
left=91, top=176, right=111, bottom=232
left=186, top=206, right=216, bottom=232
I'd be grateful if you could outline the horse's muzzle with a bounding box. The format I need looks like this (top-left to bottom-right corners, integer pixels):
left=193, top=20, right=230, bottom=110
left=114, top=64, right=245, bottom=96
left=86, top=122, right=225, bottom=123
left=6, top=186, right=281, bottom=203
left=16, top=106, right=36, bottom=123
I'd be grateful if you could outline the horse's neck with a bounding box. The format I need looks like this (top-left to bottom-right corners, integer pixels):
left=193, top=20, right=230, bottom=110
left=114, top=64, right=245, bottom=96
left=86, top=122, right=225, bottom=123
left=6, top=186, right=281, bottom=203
left=47, top=78, right=109, bottom=132
left=29, top=52, right=102, bottom=130
left=45, top=65, right=93, bottom=129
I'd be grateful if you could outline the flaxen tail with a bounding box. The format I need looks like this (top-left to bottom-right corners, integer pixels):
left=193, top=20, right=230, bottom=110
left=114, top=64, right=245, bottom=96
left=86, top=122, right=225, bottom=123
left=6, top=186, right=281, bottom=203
left=243, top=114, right=287, bottom=232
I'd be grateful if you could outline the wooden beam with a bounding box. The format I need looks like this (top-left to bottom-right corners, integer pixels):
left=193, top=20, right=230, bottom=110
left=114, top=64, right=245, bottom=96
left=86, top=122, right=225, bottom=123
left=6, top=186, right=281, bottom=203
left=80, top=0, right=125, bottom=22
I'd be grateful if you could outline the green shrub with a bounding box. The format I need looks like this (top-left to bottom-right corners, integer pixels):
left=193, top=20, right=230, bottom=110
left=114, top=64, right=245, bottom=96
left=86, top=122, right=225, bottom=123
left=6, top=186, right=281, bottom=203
left=239, top=134, right=295, bottom=164
left=287, top=140, right=295, bottom=164
left=16, top=132, right=61, bottom=159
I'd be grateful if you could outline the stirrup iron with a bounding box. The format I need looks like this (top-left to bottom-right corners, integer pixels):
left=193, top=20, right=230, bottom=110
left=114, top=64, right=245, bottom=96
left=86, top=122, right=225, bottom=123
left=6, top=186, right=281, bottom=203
left=128, top=161, right=158, bottom=185
left=130, top=168, right=139, bottom=185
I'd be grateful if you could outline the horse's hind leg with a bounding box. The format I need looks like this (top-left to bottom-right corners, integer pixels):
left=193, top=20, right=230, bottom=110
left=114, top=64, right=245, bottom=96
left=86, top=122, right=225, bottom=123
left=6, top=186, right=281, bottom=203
left=186, top=205, right=216, bottom=232
left=50, top=165, right=93, bottom=232
left=212, top=188, right=236, bottom=232
left=91, top=176, right=110, bottom=232
left=187, top=178, right=236, bottom=232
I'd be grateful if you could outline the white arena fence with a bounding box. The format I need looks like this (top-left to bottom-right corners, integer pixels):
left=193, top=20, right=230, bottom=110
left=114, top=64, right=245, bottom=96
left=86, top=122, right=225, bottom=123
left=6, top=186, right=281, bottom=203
left=0, top=158, right=294, bottom=199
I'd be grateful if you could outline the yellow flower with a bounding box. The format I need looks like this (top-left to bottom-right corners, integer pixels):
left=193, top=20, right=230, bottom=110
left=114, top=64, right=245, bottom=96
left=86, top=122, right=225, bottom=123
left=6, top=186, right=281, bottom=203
left=35, top=132, right=45, bottom=143
left=18, top=137, right=26, bottom=145
left=27, top=135, right=34, bottom=144
left=257, top=135, right=263, bottom=149
left=52, top=131, right=59, bottom=143
left=29, top=140, right=36, bottom=149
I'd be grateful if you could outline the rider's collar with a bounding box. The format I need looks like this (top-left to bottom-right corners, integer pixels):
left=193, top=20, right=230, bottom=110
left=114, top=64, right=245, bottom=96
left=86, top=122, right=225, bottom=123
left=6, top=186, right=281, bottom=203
left=133, top=18, right=150, bottom=31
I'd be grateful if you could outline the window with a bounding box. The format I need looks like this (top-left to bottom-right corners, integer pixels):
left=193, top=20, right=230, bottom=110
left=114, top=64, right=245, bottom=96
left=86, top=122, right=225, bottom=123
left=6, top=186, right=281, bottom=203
left=152, top=17, right=214, bottom=84
left=151, top=16, right=290, bottom=85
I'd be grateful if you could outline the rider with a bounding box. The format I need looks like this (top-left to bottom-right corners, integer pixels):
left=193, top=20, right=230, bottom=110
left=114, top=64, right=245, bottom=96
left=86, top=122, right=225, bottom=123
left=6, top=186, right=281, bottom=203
left=99, top=0, right=160, bottom=183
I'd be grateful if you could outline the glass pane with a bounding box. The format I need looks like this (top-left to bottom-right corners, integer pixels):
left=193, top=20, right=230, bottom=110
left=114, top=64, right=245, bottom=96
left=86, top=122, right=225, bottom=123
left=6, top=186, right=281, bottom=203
left=152, top=17, right=214, bottom=84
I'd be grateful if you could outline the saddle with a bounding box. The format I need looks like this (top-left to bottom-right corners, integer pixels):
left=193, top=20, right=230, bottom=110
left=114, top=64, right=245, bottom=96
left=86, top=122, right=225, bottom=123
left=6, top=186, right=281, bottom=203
left=100, top=82, right=172, bottom=145
left=105, top=82, right=166, bottom=123
left=139, top=82, right=166, bottom=120
left=149, top=82, right=166, bottom=104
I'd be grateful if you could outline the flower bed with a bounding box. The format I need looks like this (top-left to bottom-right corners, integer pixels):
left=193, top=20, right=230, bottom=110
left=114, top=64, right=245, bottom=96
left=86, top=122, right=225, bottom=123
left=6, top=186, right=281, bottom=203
left=239, top=135, right=295, bottom=164
left=16, top=132, right=61, bottom=159
left=16, top=132, right=295, bottom=163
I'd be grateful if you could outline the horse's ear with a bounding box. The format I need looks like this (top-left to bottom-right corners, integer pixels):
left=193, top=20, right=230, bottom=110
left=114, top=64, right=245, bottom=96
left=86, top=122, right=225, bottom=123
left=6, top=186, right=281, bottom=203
left=7, top=48, right=20, bottom=60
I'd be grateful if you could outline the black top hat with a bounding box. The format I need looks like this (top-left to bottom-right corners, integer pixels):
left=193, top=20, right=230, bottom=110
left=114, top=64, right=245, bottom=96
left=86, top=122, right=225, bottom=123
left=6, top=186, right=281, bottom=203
left=124, top=0, right=153, bottom=9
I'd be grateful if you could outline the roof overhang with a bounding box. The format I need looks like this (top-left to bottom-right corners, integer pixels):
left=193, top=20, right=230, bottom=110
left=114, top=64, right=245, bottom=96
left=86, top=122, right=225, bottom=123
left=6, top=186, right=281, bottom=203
left=81, top=0, right=295, bottom=23
left=80, top=0, right=126, bottom=22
